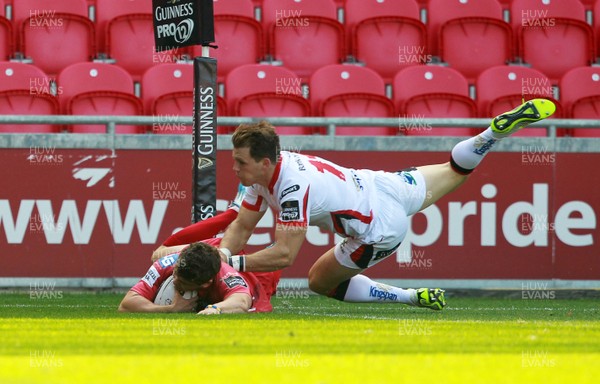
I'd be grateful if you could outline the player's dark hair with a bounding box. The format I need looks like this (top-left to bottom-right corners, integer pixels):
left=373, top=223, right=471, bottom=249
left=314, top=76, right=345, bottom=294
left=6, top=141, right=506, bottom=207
left=175, top=242, right=221, bottom=285
left=232, top=121, right=280, bottom=164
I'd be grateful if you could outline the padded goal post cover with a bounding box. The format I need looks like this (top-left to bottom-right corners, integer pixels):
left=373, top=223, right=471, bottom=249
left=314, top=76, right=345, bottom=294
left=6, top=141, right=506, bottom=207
left=192, top=57, right=218, bottom=223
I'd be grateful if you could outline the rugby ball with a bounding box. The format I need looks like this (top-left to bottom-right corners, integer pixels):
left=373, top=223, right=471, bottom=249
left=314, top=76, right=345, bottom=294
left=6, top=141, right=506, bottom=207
left=153, top=275, right=198, bottom=305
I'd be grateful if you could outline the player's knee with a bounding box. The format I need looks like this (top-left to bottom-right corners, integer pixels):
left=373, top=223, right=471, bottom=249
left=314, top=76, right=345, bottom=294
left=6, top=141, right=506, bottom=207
left=307, top=270, right=329, bottom=296
left=309, top=275, right=352, bottom=301
left=308, top=281, right=329, bottom=296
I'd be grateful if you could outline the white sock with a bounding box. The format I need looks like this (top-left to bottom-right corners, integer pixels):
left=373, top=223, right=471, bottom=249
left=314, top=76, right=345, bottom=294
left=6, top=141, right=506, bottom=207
left=341, top=274, right=416, bottom=305
left=450, top=127, right=501, bottom=173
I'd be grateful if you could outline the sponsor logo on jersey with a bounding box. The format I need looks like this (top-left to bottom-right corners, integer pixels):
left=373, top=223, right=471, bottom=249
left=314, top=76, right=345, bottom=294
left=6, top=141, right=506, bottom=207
left=280, top=200, right=300, bottom=221
left=400, top=172, right=416, bottom=186
left=142, top=266, right=160, bottom=287
left=158, top=254, right=179, bottom=268
left=280, top=184, right=300, bottom=199
left=351, top=171, right=364, bottom=191
left=223, top=274, right=248, bottom=289
left=293, top=155, right=306, bottom=171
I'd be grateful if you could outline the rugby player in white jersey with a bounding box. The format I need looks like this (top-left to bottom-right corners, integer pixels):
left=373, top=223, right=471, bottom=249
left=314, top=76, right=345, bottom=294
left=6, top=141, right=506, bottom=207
left=216, top=99, right=556, bottom=310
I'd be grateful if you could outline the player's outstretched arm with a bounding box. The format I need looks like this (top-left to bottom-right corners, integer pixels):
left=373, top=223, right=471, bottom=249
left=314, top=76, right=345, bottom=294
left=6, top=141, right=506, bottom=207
left=151, top=208, right=240, bottom=261
left=151, top=244, right=189, bottom=262
left=219, top=205, right=265, bottom=256
left=118, top=290, right=197, bottom=313
left=242, top=223, right=307, bottom=272
left=197, top=293, right=252, bottom=315
left=160, top=208, right=239, bottom=247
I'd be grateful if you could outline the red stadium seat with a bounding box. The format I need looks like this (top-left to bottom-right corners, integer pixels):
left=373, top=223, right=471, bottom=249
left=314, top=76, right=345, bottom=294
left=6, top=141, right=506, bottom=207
left=345, top=0, right=426, bottom=83
left=225, top=64, right=314, bottom=135
left=142, top=63, right=228, bottom=134
left=57, top=63, right=143, bottom=133
left=141, top=63, right=193, bottom=115
left=0, top=16, right=11, bottom=61
left=428, top=0, right=513, bottom=83
left=13, top=0, right=95, bottom=76
left=216, top=95, right=227, bottom=116
left=595, top=0, right=600, bottom=57
left=95, top=0, right=187, bottom=81
left=143, top=63, right=229, bottom=134
left=393, top=65, right=477, bottom=136
left=262, top=0, right=344, bottom=81
left=310, top=64, right=396, bottom=136
left=193, top=0, right=264, bottom=83
left=141, top=63, right=194, bottom=134
left=212, top=95, right=230, bottom=134
left=476, top=65, right=560, bottom=137
left=94, top=0, right=144, bottom=53
left=0, top=0, right=12, bottom=60
left=559, top=66, right=600, bottom=137
left=497, top=0, right=511, bottom=11
left=0, top=62, right=59, bottom=133
left=510, top=0, right=595, bottom=84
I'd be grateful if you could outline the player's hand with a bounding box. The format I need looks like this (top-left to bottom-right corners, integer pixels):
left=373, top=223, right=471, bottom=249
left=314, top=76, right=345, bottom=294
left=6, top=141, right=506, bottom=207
left=168, top=291, right=198, bottom=313
left=197, top=305, right=221, bottom=315
left=217, top=249, right=229, bottom=263
left=152, top=245, right=189, bottom=263
left=151, top=245, right=168, bottom=262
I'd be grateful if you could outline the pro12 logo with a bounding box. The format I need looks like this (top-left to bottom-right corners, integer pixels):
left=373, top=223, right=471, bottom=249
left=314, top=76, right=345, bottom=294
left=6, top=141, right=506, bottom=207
left=156, top=19, right=195, bottom=44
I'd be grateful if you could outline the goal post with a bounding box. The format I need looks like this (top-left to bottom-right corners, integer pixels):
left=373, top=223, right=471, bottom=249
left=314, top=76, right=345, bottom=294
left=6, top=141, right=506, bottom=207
left=152, top=0, right=217, bottom=223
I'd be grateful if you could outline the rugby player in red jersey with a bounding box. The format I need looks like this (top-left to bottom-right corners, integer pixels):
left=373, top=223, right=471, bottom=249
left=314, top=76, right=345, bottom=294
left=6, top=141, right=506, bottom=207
left=119, top=239, right=280, bottom=315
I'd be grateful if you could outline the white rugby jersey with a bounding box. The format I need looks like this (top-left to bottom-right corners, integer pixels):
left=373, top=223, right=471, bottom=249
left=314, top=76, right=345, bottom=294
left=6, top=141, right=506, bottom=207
left=241, top=151, right=386, bottom=239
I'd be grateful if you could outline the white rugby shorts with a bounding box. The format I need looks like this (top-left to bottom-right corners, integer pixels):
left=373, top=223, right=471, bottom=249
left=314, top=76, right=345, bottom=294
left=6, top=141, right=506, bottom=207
left=334, top=168, right=426, bottom=269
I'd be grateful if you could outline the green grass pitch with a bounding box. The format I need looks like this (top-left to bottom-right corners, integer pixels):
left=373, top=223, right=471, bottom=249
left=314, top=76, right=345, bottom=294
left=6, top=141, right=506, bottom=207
left=1, top=291, right=599, bottom=384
